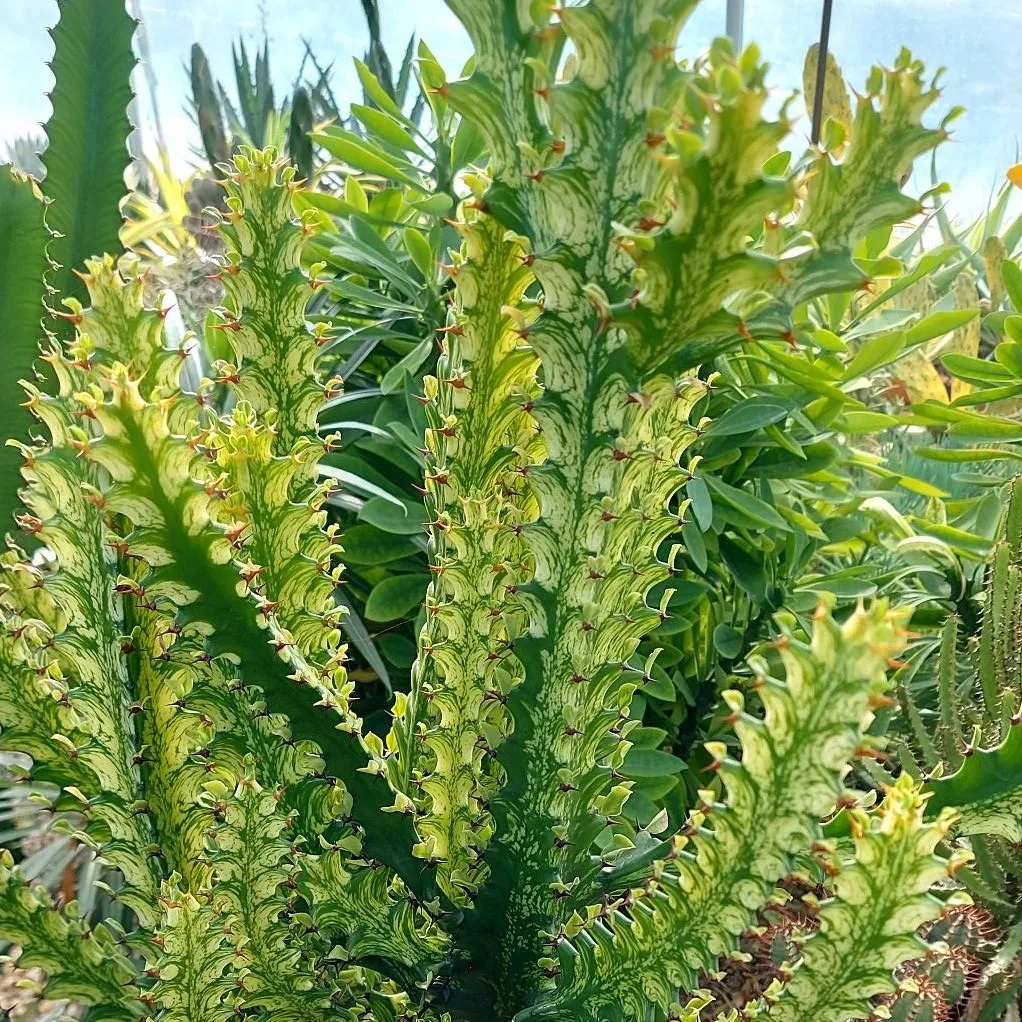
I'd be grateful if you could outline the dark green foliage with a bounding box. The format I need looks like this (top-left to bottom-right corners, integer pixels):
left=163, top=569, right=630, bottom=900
left=0, top=170, right=49, bottom=531
left=42, top=0, right=137, bottom=319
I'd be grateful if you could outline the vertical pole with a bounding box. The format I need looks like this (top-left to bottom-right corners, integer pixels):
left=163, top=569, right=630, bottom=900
left=726, top=0, right=745, bottom=51
left=811, top=0, right=835, bottom=145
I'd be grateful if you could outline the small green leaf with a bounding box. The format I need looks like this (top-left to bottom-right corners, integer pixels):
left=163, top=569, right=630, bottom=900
left=841, top=331, right=905, bottom=381
left=403, top=227, right=435, bottom=281
left=629, top=727, right=669, bottom=750
left=354, top=58, right=407, bottom=122
left=915, top=446, right=1022, bottom=464
left=682, top=519, right=707, bottom=572
left=621, top=792, right=659, bottom=824
left=345, top=174, right=369, bottom=212
left=364, top=574, right=428, bottom=622
left=948, top=417, right=1022, bottom=442
left=856, top=255, right=903, bottom=278
left=799, top=577, right=878, bottom=599
left=851, top=244, right=955, bottom=320
left=892, top=473, right=950, bottom=499
left=408, top=194, right=454, bottom=216
left=762, top=150, right=791, bottom=175
left=704, top=475, right=791, bottom=532
left=378, top=633, right=417, bottom=668
left=641, top=670, right=675, bottom=701
left=622, top=748, right=687, bottom=778
left=811, top=328, right=847, bottom=353
left=350, top=103, right=422, bottom=155
left=358, top=496, right=427, bottom=535
left=718, top=536, right=768, bottom=603
left=712, top=624, right=743, bottom=659
left=1001, top=258, right=1022, bottom=310
left=1004, top=315, right=1022, bottom=344
left=994, top=341, right=1022, bottom=377
left=845, top=308, right=915, bottom=339
left=904, top=308, right=980, bottom=346
left=312, top=129, right=424, bottom=191
left=340, top=525, right=418, bottom=564
left=631, top=775, right=680, bottom=802
left=686, top=476, right=713, bottom=531
left=908, top=519, right=992, bottom=556
left=450, top=116, right=485, bottom=171
left=704, top=400, right=789, bottom=437
left=381, top=338, right=432, bottom=394
left=952, top=383, right=1022, bottom=407
left=940, top=353, right=1012, bottom=384
left=839, top=411, right=899, bottom=433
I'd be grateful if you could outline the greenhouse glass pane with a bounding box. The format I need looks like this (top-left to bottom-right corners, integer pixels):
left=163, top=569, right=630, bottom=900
left=1, top=1, right=731, bottom=173
left=680, top=0, right=729, bottom=57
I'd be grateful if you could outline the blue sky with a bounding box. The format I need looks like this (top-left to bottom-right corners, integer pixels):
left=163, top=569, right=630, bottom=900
left=2, top=0, right=1021, bottom=222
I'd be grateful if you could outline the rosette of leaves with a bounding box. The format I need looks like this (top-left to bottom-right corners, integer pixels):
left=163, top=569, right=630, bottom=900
left=190, top=37, right=323, bottom=181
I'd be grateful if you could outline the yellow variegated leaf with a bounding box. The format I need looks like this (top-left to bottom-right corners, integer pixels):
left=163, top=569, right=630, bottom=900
left=943, top=272, right=982, bottom=400
left=894, top=347, right=949, bottom=404
left=803, top=43, right=853, bottom=154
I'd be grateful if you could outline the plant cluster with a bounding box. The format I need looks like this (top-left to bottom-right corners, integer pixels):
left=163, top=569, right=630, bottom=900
left=0, top=2, right=1021, bottom=1021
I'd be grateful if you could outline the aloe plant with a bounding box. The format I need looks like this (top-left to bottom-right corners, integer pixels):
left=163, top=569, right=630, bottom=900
left=0, top=2, right=994, bottom=1019
left=189, top=39, right=297, bottom=174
